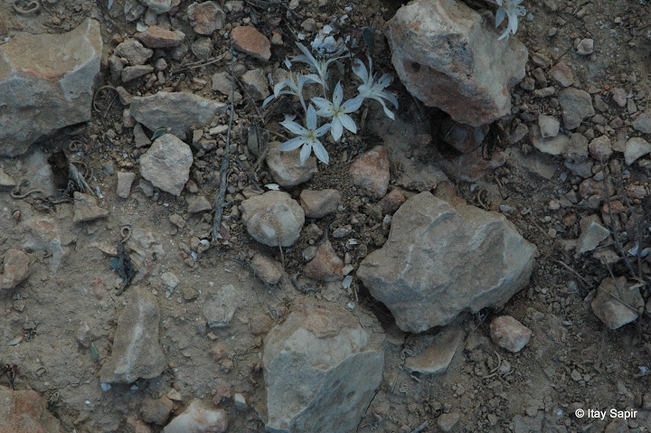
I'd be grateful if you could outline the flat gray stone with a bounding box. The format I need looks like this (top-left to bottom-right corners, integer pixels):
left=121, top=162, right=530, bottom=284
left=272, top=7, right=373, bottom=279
left=117, top=172, right=136, bottom=198
left=100, top=288, right=166, bottom=383
left=140, top=134, right=193, bottom=196
left=299, top=189, right=341, bottom=219
left=0, top=18, right=102, bottom=157
left=130, top=91, right=227, bottom=139
left=558, top=87, right=595, bottom=129
left=241, top=68, right=270, bottom=100
left=576, top=215, right=610, bottom=254
left=114, top=39, right=153, bottom=65
left=358, top=192, right=536, bottom=332
left=187, top=1, right=226, bottom=35
left=633, top=112, right=651, bottom=134
left=624, top=137, right=651, bottom=165
left=263, top=298, right=384, bottom=433
left=72, top=192, right=109, bottom=223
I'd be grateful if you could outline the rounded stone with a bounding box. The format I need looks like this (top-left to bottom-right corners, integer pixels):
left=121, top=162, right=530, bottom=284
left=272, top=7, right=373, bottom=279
left=241, top=191, right=305, bottom=247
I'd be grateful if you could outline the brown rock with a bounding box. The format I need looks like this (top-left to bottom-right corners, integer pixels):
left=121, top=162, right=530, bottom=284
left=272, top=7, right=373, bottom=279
left=378, top=188, right=406, bottom=214
left=489, top=316, right=532, bottom=353
left=349, top=146, right=390, bottom=199
left=250, top=253, right=283, bottom=285
left=187, top=1, right=225, bottom=35
left=231, top=26, right=271, bottom=61
left=549, top=62, right=574, bottom=87
left=303, top=240, right=343, bottom=282
left=0, top=249, right=30, bottom=291
left=299, top=189, right=341, bottom=219
left=73, top=192, right=109, bottom=223
left=140, top=396, right=174, bottom=425
left=135, top=26, right=185, bottom=48
left=0, top=387, right=63, bottom=433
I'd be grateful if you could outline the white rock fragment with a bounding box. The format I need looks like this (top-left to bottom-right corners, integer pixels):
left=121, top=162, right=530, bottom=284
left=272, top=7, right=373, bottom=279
left=140, top=134, right=193, bottom=196
left=163, top=400, right=227, bottom=433
left=241, top=191, right=305, bottom=247
left=490, top=316, right=532, bottom=353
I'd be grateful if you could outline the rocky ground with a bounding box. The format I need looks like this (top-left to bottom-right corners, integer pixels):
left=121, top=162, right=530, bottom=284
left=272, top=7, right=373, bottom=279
left=2, top=0, right=651, bottom=432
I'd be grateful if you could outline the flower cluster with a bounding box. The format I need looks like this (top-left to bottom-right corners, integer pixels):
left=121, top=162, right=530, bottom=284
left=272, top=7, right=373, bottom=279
left=263, top=43, right=398, bottom=165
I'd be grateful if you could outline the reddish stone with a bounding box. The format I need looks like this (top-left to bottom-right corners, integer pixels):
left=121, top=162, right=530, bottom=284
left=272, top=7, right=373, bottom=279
left=378, top=188, right=406, bottom=214
left=231, top=26, right=271, bottom=61
left=0, top=387, right=63, bottom=433
left=489, top=316, right=532, bottom=353
left=135, top=26, right=185, bottom=48
left=349, top=146, right=390, bottom=199
left=303, top=240, right=343, bottom=282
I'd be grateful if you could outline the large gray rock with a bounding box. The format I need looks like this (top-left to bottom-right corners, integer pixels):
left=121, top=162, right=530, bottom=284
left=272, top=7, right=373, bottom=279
left=100, top=288, right=166, bottom=384
left=130, top=92, right=227, bottom=139
left=140, top=134, right=193, bottom=196
left=387, top=0, right=527, bottom=127
left=358, top=192, right=536, bottom=332
left=241, top=191, right=305, bottom=247
left=0, top=18, right=102, bottom=157
left=263, top=298, right=384, bottom=433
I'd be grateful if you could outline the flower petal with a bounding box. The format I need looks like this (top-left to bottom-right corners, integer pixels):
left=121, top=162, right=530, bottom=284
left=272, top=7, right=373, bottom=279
left=330, top=118, right=343, bottom=141
left=332, top=82, right=344, bottom=107
left=315, top=122, right=331, bottom=137
left=339, top=113, right=357, bottom=134
left=495, top=8, right=506, bottom=27
left=306, top=105, right=318, bottom=130
left=342, top=95, right=363, bottom=113
left=377, top=73, right=394, bottom=88
left=352, top=58, right=369, bottom=83
left=312, top=97, right=333, bottom=114
left=382, top=92, right=399, bottom=109
left=279, top=137, right=307, bottom=151
left=371, top=97, right=396, bottom=120
left=299, top=143, right=312, bottom=165
left=280, top=118, right=307, bottom=136
left=312, top=140, right=330, bottom=164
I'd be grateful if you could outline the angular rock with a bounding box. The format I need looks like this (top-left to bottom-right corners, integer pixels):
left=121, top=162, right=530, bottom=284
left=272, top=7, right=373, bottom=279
left=187, top=195, right=212, bottom=213
left=263, top=298, right=384, bottom=433
left=202, top=284, right=240, bottom=328
left=100, top=288, right=166, bottom=383
left=576, top=38, right=594, bottom=55
left=588, top=135, right=613, bottom=161
left=241, top=191, right=305, bottom=247
left=437, top=413, right=461, bottom=432
left=0, top=387, right=63, bottom=433
left=624, top=137, right=651, bottom=165
left=250, top=253, right=283, bottom=285
left=117, top=171, right=137, bottom=198
left=357, top=192, right=536, bottom=332
left=404, top=326, right=464, bottom=375
left=387, top=0, right=527, bottom=126
left=538, top=115, right=560, bottom=138
left=140, top=0, right=172, bottom=14
left=349, top=146, right=390, bottom=199
left=549, top=62, right=574, bottom=87
left=591, top=277, right=643, bottom=330
left=231, top=26, right=271, bottom=61
left=135, top=26, right=185, bottom=48
left=0, top=18, right=102, bottom=157
left=0, top=249, right=30, bottom=291
left=114, top=39, right=153, bottom=65
left=378, top=188, right=406, bottom=215
left=140, top=134, right=193, bottom=196
left=576, top=215, right=610, bottom=254
left=187, top=1, right=226, bottom=35
left=303, top=240, right=344, bottom=282
left=124, top=0, right=146, bottom=22
left=163, top=400, right=227, bottom=433
left=191, top=37, right=213, bottom=60
left=266, top=141, right=318, bottom=187
left=633, top=112, right=651, bottom=134
left=489, top=315, right=532, bottom=353
left=73, top=192, right=109, bottom=223
left=134, top=123, right=152, bottom=148
left=122, top=65, right=154, bottom=82
left=558, top=87, right=595, bottom=129
left=140, top=396, right=174, bottom=426
left=299, top=189, right=341, bottom=219
left=241, top=68, right=270, bottom=100
left=130, top=91, right=226, bottom=139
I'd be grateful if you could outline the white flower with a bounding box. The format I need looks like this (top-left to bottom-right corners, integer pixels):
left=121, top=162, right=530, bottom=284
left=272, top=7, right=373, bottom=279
left=312, top=82, right=363, bottom=141
left=352, top=57, right=399, bottom=120
left=279, top=105, right=331, bottom=165
left=495, top=0, right=526, bottom=40
left=292, top=42, right=346, bottom=90
left=263, top=73, right=321, bottom=111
